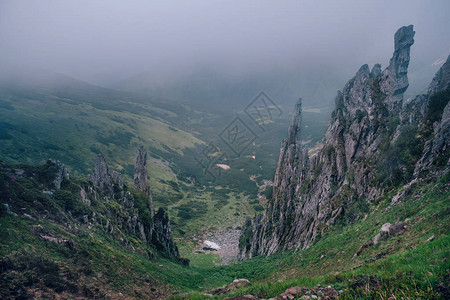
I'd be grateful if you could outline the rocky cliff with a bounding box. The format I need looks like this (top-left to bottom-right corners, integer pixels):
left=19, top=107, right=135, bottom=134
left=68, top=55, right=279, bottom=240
left=239, top=25, right=450, bottom=259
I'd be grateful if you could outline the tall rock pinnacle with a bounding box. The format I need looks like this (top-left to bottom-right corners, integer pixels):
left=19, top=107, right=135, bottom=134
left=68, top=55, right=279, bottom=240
left=381, top=25, right=415, bottom=112
left=134, top=146, right=154, bottom=216
left=89, top=154, right=113, bottom=195
left=287, top=98, right=302, bottom=144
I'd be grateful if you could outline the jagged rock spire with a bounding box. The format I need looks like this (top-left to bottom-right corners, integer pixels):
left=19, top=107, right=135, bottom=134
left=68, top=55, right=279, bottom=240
left=381, top=25, right=415, bottom=111
left=49, top=160, right=69, bottom=190
left=134, top=146, right=154, bottom=216
left=88, top=153, right=123, bottom=195
left=89, top=154, right=113, bottom=194
left=287, top=98, right=302, bottom=144
left=153, top=207, right=180, bottom=258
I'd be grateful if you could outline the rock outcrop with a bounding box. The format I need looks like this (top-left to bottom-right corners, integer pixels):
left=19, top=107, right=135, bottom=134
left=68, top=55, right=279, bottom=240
left=354, top=221, right=408, bottom=258
left=413, top=56, right=450, bottom=177
left=380, top=25, right=415, bottom=112
left=134, top=145, right=154, bottom=216
left=87, top=147, right=181, bottom=260
left=239, top=26, right=449, bottom=259
left=153, top=207, right=180, bottom=258
left=50, top=160, right=69, bottom=189
left=88, top=154, right=114, bottom=195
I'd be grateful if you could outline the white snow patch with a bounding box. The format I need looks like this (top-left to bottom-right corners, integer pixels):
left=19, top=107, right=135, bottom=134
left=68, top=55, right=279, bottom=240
left=204, top=240, right=221, bottom=250
left=216, top=164, right=230, bottom=170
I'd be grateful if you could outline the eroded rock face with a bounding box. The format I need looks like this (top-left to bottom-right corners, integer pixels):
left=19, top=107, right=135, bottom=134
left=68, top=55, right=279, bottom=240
left=380, top=25, right=415, bottom=112
left=239, top=26, right=449, bottom=259
left=413, top=56, right=450, bottom=177
left=88, top=154, right=125, bottom=196
left=50, top=160, right=69, bottom=190
left=153, top=207, right=180, bottom=258
left=134, top=145, right=154, bottom=216
left=428, top=55, right=450, bottom=96
left=88, top=154, right=113, bottom=195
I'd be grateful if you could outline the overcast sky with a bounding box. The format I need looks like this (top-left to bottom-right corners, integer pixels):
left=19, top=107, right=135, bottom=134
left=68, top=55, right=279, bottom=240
left=0, top=0, right=449, bottom=85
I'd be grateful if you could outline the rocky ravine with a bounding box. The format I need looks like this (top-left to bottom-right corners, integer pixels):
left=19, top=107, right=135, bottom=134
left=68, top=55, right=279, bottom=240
left=239, top=25, right=450, bottom=259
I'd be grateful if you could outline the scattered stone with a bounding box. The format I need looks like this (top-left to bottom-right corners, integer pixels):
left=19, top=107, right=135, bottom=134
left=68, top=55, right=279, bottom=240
left=354, top=240, right=374, bottom=258
left=211, top=279, right=251, bottom=295
left=40, top=234, right=74, bottom=249
left=224, top=294, right=258, bottom=300
left=390, top=221, right=408, bottom=236
left=268, top=285, right=340, bottom=300
left=355, top=221, right=408, bottom=257
left=31, top=224, right=46, bottom=235
left=23, top=213, right=35, bottom=220
left=427, top=235, right=435, bottom=242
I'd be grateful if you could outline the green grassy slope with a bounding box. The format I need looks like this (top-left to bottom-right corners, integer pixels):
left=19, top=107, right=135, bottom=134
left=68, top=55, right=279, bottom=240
left=1, top=160, right=447, bottom=299
left=0, top=87, right=203, bottom=175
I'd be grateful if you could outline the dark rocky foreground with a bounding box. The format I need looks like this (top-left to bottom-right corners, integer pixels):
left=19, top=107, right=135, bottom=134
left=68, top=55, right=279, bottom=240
left=211, top=279, right=341, bottom=300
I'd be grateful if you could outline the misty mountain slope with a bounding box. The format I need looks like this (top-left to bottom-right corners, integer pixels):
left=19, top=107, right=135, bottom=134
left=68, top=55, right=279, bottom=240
left=0, top=68, right=215, bottom=217
left=0, top=68, right=205, bottom=170
left=113, top=67, right=340, bottom=146
left=0, top=67, right=300, bottom=266
left=239, top=25, right=450, bottom=258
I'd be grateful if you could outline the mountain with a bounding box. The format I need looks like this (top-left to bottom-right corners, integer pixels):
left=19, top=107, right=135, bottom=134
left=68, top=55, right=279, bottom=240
left=239, top=25, right=450, bottom=258
left=1, top=25, right=449, bottom=299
